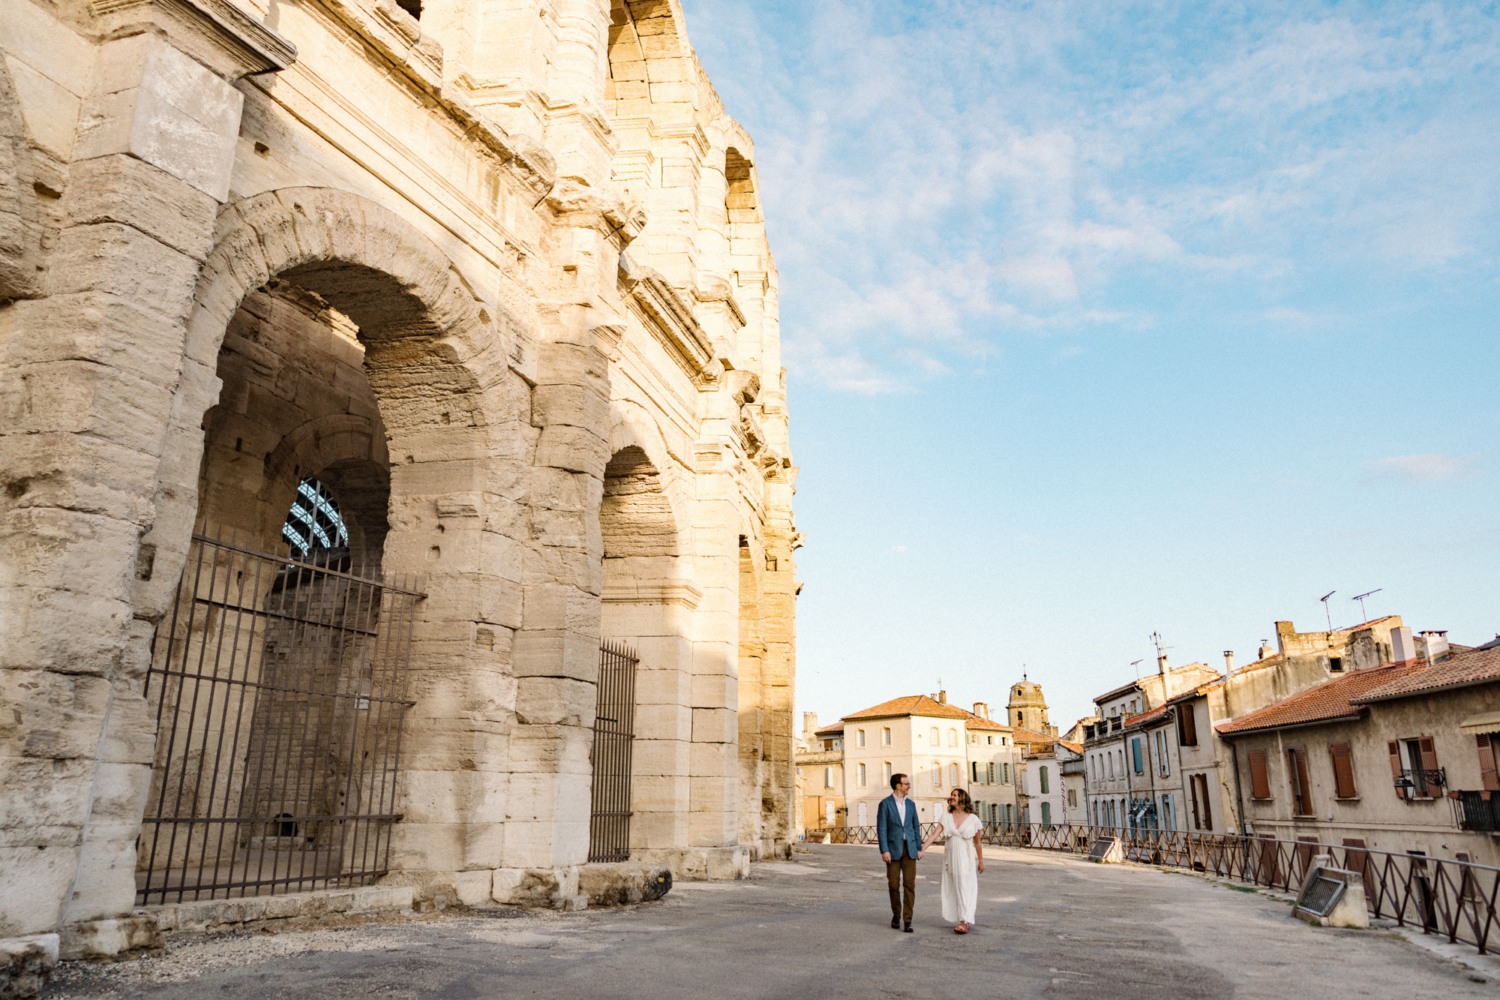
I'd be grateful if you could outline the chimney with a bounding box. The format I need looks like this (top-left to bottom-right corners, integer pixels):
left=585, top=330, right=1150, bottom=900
left=938, top=690, right=947, bottom=704
left=1391, top=626, right=1416, bottom=663
left=803, top=711, right=818, bottom=740
left=973, top=702, right=988, bottom=719
left=1258, top=640, right=1274, bottom=661
left=1223, top=650, right=1235, bottom=675
left=1157, top=653, right=1168, bottom=676
left=1420, top=630, right=1449, bottom=664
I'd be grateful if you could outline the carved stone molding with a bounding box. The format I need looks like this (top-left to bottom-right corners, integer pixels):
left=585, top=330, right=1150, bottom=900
left=601, top=579, right=703, bottom=608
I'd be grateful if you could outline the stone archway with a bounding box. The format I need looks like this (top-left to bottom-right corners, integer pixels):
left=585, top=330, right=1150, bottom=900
left=105, top=186, right=530, bottom=920
left=599, top=407, right=697, bottom=855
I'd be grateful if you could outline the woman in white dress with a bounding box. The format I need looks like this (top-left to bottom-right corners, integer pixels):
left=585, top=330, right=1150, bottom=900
left=921, top=787, right=984, bottom=934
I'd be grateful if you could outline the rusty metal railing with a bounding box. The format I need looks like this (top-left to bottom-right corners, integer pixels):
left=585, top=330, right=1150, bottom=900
left=804, top=822, right=1500, bottom=955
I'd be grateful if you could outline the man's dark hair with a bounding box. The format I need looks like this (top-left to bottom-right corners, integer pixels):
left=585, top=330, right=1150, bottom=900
left=889, top=772, right=907, bottom=791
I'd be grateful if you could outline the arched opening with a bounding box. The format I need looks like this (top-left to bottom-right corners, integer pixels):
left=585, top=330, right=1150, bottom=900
left=599, top=443, right=695, bottom=856
left=135, top=189, right=508, bottom=902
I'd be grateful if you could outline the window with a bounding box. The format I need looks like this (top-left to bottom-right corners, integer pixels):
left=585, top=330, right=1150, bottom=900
left=1329, top=743, right=1356, bottom=798
left=1002, top=763, right=1010, bottom=783
left=1178, top=704, right=1198, bottom=746
left=950, top=762, right=960, bottom=787
left=1155, top=730, right=1170, bottom=777
left=932, top=761, right=941, bottom=788
left=823, top=739, right=834, bottom=751
left=1040, top=801, right=1052, bottom=828
left=1039, top=766, right=1050, bottom=794
left=949, top=728, right=958, bottom=747
left=930, top=727, right=939, bottom=745
left=1190, top=773, right=1213, bottom=830
left=824, top=766, right=834, bottom=789
left=987, top=735, right=994, bottom=745
left=971, top=762, right=979, bottom=782
left=1390, top=737, right=1440, bottom=799
left=1161, top=793, right=1174, bottom=831
left=882, top=727, right=892, bottom=746
left=796, top=767, right=803, bottom=776
left=987, top=762, right=995, bottom=783
left=858, top=763, right=867, bottom=786
left=1001, top=736, right=1008, bottom=746
left=857, top=729, right=866, bottom=748
left=1248, top=749, right=1271, bottom=799
left=1131, top=738, right=1144, bottom=774
left=1067, top=788, right=1076, bottom=807
left=883, top=761, right=892, bottom=784
left=1107, top=754, right=1114, bottom=779
left=1329, top=656, right=1344, bottom=672
left=1477, top=733, right=1500, bottom=791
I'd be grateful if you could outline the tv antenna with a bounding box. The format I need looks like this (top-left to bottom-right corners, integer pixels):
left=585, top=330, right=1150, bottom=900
left=1149, top=632, right=1171, bottom=657
left=1130, top=658, right=1143, bottom=679
left=1351, top=588, right=1382, bottom=622
left=1319, top=591, right=1336, bottom=631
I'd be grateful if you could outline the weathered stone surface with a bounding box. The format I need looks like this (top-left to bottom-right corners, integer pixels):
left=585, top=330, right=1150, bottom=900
left=0, top=0, right=795, bottom=948
left=0, top=933, right=57, bottom=1000
left=578, top=862, right=672, bottom=906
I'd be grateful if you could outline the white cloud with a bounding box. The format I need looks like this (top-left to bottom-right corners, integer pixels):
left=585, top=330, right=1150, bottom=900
left=1368, top=453, right=1479, bottom=483
left=681, top=0, right=1500, bottom=392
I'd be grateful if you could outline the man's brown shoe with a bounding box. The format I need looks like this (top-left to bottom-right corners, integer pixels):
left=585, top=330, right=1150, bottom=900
left=891, top=917, right=900, bottom=929
left=903, top=922, right=913, bottom=933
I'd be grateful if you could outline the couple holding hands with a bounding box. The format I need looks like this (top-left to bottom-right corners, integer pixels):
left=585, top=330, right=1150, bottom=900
left=877, top=772, right=984, bottom=934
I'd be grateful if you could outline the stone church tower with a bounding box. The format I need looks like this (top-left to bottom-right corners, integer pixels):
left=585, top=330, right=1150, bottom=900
left=1007, top=677, right=1057, bottom=736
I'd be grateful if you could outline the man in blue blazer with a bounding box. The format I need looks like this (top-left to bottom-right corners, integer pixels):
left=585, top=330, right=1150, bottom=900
left=877, top=772, right=923, bottom=932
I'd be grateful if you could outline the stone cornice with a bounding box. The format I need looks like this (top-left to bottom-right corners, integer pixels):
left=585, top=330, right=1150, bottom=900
left=627, top=268, right=715, bottom=377
left=601, top=580, right=703, bottom=608
left=92, top=0, right=296, bottom=79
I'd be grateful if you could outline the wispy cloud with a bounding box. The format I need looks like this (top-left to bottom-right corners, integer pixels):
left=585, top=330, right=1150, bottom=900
left=682, top=0, right=1500, bottom=392
left=1368, top=453, right=1479, bottom=483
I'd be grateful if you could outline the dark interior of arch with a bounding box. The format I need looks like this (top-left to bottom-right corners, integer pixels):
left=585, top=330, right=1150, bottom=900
left=601, top=446, right=678, bottom=558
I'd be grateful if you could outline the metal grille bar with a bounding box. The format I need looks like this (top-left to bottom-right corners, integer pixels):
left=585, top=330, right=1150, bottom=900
left=588, top=641, right=638, bottom=863
left=137, top=527, right=423, bottom=905
left=805, top=822, right=1500, bottom=955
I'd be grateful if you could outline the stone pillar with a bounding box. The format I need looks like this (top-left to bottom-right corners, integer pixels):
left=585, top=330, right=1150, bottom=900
left=0, top=0, right=292, bottom=948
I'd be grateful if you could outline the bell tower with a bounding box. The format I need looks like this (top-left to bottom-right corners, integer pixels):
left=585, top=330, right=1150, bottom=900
left=1006, top=675, right=1055, bottom=736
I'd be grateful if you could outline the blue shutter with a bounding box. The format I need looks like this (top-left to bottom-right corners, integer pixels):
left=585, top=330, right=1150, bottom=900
left=1132, top=738, right=1143, bottom=773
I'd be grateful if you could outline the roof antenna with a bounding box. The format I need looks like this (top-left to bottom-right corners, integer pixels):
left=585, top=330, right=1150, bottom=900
left=1130, top=659, right=1143, bottom=679
left=1352, top=588, right=1382, bottom=623
left=1320, top=591, right=1336, bottom=631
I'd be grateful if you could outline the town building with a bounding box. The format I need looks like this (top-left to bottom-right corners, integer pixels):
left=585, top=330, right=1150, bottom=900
left=963, top=703, right=1019, bottom=826
left=0, top=0, right=797, bottom=956
left=1007, top=677, right=1058, bottom=737
left=1217, top=629, right=1500, bottom=865
left=842, top=694, right=973, bottom=827
left=794, top=714, right=845, bottom=830
left=1083, top=657, right=1219, bottom=831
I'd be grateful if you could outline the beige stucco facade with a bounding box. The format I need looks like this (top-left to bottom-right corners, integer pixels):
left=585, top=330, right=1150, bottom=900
left=0, top=0, right=796, bottom=956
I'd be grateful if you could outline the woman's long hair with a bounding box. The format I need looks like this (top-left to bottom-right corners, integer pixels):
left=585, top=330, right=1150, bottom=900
left=949, top=788, right=973, bottom=814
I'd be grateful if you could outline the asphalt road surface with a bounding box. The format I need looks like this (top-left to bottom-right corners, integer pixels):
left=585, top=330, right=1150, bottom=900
left=44, top=843, right=1494, bottom=999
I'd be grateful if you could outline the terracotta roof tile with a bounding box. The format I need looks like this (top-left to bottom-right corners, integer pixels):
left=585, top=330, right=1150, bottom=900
left=1353, top=646, right=1500, bottom=703
left=1010, top=726, right=1054, bottom=745
left=814, top=722, right=845, bottom=736
left=1125, top=704, right=1171, bottom=727
left=842, top=695, right=971, bottom=722
left=1216, top=661, right=1429, bottom=735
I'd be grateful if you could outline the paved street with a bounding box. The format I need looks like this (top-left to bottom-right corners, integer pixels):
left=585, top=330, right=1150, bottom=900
left=45, top=845, right=1493, bottom=1000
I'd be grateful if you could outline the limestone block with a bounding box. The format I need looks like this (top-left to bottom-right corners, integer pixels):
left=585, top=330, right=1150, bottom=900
left=76, top=37, right=245, bottom=200
left=490, top=866, right=579, bottom=909
left=0, top=933, right=58, bottom=1000
left=692, top=707, right=737, bottom=744
left=46, top=222, right=201, bottom=322
left=512, top=629, right=601, bottom=683
left=632, top=704, right=691, bottom=742
left=6, top=56, right=80, bottom=162
left=56, top=916, right=160, bottom=960
left=0, top=846, right=73, bottom=937
left=534, top=424, right=608, bottom=477
left=577, top=863, right=672, bottom=906
left=62, top=155, right=217, bottom=262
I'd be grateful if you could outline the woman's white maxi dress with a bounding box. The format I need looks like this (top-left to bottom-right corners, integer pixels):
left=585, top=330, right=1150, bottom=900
left=938, top=811, right=981, bottom=925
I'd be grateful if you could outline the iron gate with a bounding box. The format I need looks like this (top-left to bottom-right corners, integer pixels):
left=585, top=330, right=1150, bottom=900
left=588, top=641, right=638, bottom=863
left=137, top=528, right=422, bottom=904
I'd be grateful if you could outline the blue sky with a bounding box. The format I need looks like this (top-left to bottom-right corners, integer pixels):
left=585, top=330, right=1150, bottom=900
left=676, top=0, right=1500, bottom=731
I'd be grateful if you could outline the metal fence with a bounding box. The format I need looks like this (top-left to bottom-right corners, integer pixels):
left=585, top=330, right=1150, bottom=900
left=805, top=822, right=1500, bottom=954
left=138, top=528, right=422, bottom=904
left=588, top=641, right=638, bottom=863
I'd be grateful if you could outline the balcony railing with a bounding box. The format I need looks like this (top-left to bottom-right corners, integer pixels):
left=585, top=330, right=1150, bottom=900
left=1396, top=768, right=1447, bottom=798
left=1455, top=790, right=1500, bottom=833
left=802, top=821, right=1500, bottom=956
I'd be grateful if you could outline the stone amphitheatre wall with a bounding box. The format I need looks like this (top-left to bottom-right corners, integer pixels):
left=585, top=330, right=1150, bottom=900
left=0, top=0, right=796, bottom=958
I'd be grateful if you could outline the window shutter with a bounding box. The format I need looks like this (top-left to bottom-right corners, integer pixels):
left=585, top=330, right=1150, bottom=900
left=1248, top=749, right=1270, bottom=799
left=1478, top=734, right=1500, bottom=791
left=1387, top=740, right=1403, bottom=798
left=1292, top=747, right=1313, bottom=815
left=1418, top=736, right=1439, bottom=773
left=1329, top=743, right=1356, bottom=798
left=1132, top=738, right=1143, bottom=773
left=1189, top=775, right=1201, bottom=829
left=1199, top=774, right=1213, bottom=829
left=1178, top=705, right=1198, bottom=746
